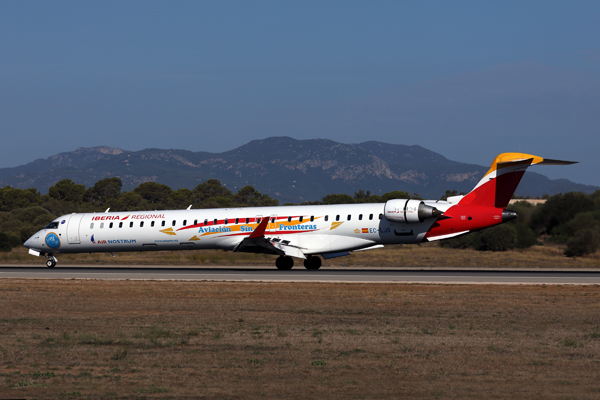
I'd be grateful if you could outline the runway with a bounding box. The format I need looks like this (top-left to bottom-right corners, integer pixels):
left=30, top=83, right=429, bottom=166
left=1, top=265, right=600, bottom=284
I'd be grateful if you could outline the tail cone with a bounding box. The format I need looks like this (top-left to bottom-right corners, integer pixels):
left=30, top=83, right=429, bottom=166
left=502, top=209, right=518, bottom=223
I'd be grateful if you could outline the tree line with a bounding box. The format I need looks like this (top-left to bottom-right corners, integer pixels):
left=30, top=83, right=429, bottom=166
left=0, top=178, right=598, bottom=257
left=440, top=191, right=600, bottom=257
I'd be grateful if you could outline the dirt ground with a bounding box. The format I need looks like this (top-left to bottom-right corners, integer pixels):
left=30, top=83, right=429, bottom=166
left=1, top=279, right=600, bottom=399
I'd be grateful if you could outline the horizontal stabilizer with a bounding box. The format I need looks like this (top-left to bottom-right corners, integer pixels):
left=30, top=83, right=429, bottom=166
left=537, top=158, right=578, bottom=166
left=460, top=152, right=577, bottom=208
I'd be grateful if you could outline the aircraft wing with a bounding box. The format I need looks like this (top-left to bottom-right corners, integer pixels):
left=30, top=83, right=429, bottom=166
left=233, top=216, right=306, bottom=259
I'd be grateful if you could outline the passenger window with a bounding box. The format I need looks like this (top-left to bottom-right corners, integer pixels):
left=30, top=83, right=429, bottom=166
left=183, top=220, right=187, bottom=226
left=90, top=223, right=94, bottom=229
left=151, top=221, right=155, bottom=227
left=235, top=218, right=239, bottom=224
left=100, top=223, right=104, bottom=229
left=194, top=219, right=197, bottom=225
left=161, top=221, right=165, bottom=227
left=109, top=222, right=113, bottom=228
left=359, top=214, right=363, bottom=220
left=336, top=215, right=340, bottom=221
left=325, top=215, right=328, bottom=222
left=299, top=216, right=303, bottom=222
left=379, top=213, right=383, bottom=219
left=213, top=219, right=217, bottom=225
left=245, top=217, right=249, bottom=224
left=271, top=217, right=275, bottom=223
left=347, top=215, right=351, bottom=221
left=140, top=222, right=144, bottom=228
left=130, top=222, right=134, bottom=228
left=369, top=214, right=373, bottom=220
left=224, top=218, right=228, bottom=225
left=310, top=216, right=314, bottom=222
left=204, top=219, right=208, bottom=225
left=288, top=216, right=292, bottom=222
left=119, top=222, right=123, bottom=228
left=172, top=220, right=176, bottom=227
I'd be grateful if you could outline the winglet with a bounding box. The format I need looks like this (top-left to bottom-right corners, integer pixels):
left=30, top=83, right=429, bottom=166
left=249, top=216, right=271, bottom=239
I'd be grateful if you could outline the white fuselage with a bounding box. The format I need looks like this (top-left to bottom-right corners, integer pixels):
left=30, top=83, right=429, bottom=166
left=24, top=202, right=453, bottom=257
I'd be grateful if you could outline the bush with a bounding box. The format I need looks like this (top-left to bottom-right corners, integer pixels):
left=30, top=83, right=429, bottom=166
left=0, top=232, right=19, bottom=252
left=440, top=224, right=518, bottom=252
left=564, top=229, right=599, bottom=257
left=513, top=222, right=540, bottom=248
left=439, top=232, right=479, bottom=250
left=532, top=192, right=596, bottom=235
left=479, top=224, right=517, bottom=251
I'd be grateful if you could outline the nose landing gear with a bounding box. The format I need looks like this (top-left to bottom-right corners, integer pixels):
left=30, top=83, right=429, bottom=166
left=45, top=255, right=57, bottom=268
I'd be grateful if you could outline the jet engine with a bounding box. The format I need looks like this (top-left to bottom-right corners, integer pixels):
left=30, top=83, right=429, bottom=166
left=384, top=199, right=443, bottom=223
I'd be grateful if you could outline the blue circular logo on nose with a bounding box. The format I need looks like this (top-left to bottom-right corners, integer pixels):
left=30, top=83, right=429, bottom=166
left=45, top=233, right=61, bottom=249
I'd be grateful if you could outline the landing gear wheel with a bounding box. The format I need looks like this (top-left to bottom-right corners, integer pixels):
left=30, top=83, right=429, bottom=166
left=304, top=256, right=322, bottom=270
left=275, top=256, right=294, bottom=270
left=46, top=259, right=56, bottom=268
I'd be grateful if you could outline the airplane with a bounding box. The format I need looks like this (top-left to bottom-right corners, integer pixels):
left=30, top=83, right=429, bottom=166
left=23, top=153, right=575, bottom=269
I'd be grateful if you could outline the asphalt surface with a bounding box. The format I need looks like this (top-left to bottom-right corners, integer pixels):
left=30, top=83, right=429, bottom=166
left=1, top=265, right=600, bottom=284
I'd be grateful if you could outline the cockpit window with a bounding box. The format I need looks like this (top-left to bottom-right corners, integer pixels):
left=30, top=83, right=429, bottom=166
left=44, top=221, right=60, bottom=229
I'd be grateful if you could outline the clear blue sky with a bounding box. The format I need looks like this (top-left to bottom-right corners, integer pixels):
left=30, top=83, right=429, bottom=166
left=1, top=1, right=599, bottom=186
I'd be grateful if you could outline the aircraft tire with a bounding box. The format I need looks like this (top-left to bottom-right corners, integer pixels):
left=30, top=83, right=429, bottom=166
left=276, top=256, right=294, bottom=270
left=46, top=259, right=56, bottom=268
left=304, top=256, right=322, bottom=270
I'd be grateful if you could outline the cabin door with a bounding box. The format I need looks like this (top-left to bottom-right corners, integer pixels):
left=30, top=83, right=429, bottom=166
left=67, top=214, right=84, bottom=244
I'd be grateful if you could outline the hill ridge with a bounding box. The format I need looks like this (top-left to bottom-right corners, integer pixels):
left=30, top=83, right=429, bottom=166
left=0, top=137, right=596, bottom=203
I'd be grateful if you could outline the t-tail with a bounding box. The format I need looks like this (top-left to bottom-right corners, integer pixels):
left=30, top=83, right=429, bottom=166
left=425, top=152, right=576, bottom=241
left=459, top=153, right=577, bottom=209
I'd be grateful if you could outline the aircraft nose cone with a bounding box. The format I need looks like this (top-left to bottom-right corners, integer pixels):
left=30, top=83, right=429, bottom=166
left=502, top=209, right=518, bottom=223
left=23, top=234, right=39, bottom=249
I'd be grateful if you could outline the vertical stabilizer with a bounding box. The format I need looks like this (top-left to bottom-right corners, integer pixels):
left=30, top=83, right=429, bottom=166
left=459, top=153, right=576, bottom=208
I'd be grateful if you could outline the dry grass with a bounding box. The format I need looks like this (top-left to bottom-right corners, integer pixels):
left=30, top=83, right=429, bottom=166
left=2, top=242, right=600, bottom=269
left=1, top=279, right=600, bottom=399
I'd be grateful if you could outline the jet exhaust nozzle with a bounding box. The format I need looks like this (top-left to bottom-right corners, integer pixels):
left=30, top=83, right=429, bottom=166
left=418, top=203, right=444, bottom=221
left=502, top=209, right=518, bottom=223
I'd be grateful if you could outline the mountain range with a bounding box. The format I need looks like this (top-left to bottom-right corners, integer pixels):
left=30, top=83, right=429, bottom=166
left=0, top=137, right=596, bottom=204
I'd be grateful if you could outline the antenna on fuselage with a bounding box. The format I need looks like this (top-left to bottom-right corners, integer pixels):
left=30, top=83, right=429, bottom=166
left=104, top=208, right=110, bottom=213
left=187, top=205, right=192, bottom=210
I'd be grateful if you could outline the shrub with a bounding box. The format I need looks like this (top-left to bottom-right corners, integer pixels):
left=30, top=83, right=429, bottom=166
left=440, top=224, right=518, bottom=252
left=0, top=232, right=18, bottom=252
left=513, top=222, right=540, bottom=248
left=564, top=229, right=599, bottom=257
left=479, top=224, right=517, bottom=251
left=532, top=192, right=596, bottom=235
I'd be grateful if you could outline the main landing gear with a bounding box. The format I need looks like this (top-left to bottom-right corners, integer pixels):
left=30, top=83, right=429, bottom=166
left=275, top=255, right=322, bottom=270
left=275, top=256, right=294, bottom=270
left=45, top=254, right=57, bottom=268
left=303, top=256, right=322, bottom=270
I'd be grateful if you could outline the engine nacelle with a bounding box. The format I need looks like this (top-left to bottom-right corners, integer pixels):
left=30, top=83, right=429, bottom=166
left=384, top=199, right=443, bottom=223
